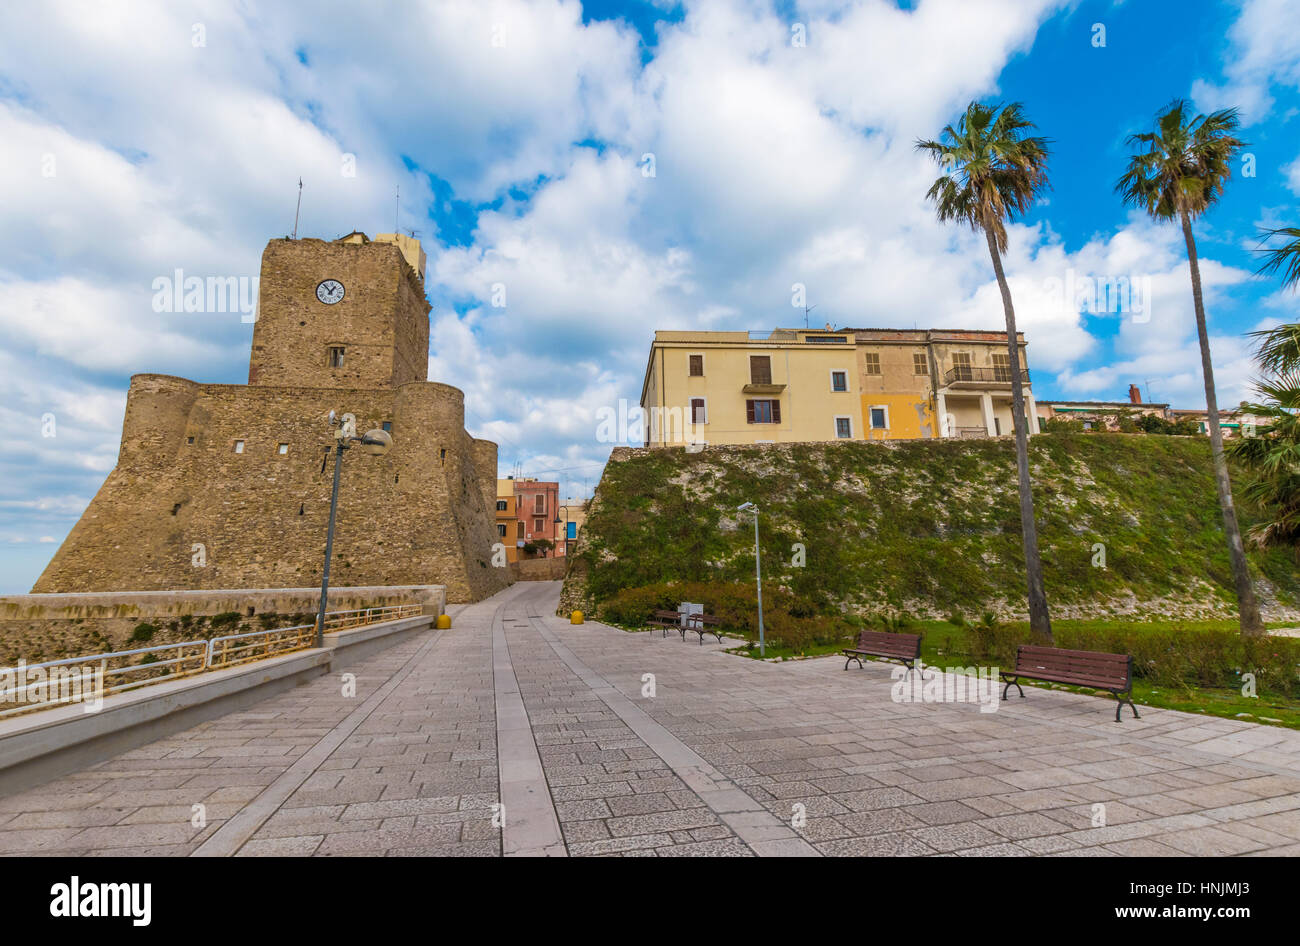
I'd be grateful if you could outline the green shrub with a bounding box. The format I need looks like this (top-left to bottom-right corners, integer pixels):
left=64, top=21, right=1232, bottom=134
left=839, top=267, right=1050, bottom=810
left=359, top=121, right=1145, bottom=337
left=129, top=623, right=157, bottom=643
left=209, top=611, right=241, bottom=631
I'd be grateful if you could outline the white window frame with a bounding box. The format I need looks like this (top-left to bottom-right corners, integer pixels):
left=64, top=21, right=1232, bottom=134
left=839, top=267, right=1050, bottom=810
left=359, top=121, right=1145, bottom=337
left=833, top=415, right=853, bottom=439
left=277, top=443, right=289, bottom=455
left=869, top=405, right=890, bottom=430
left=687, top=352, right=706, bottom=378
left=829, top=369, right=849, bottom=393
left=233, top=440, right=245, bottom=454
left=688, top=396, right=708, bottom=425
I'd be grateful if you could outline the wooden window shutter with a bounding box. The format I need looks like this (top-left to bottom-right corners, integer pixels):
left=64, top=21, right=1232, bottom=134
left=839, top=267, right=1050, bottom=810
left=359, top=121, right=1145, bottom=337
left=771, top=400, right=781, bottom=424
left=749, top=356, right=771, bottom=385
left=746, top=400, right=756, bottom=423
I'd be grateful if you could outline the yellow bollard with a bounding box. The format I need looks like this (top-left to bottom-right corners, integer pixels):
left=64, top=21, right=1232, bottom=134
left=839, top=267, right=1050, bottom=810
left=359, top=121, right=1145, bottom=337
left=436, top=614, right=452, bottom=630
left=570, top=610, right=584, bottom=625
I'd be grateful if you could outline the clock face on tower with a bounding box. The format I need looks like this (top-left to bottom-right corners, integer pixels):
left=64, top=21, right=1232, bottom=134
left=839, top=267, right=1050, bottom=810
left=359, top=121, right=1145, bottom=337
left=316, top=279, right=345, bottom=304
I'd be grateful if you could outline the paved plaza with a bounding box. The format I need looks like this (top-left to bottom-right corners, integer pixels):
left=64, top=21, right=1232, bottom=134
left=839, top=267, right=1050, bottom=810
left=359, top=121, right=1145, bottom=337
left=2, top=581, right=1299, bottom=857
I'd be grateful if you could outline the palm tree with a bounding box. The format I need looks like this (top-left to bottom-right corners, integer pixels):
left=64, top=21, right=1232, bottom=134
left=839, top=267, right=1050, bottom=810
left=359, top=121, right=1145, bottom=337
left=1116, top=99, right=1264, bottom=637
left=917, top=101, right=1053, bottom=643
left=1227, top=342, right=1300, bottom=562
left=1229, top=234, right=1300, bottom=563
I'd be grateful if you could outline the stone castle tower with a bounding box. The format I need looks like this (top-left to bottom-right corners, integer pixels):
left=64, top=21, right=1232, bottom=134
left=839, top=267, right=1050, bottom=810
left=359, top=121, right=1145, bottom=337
left=33, top=233, right=508, bottom=603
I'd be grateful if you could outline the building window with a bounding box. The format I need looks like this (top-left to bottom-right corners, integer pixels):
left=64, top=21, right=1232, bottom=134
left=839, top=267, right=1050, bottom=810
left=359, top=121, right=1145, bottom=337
left=233, top=440, right=245, bottom=454
left=534, top=494, right=545, bottom=515
left=870, top=407, right=888, bottom=430
left=992, top=352, right=1012, bottom=382
left=328, top=346, right=345, bottom=368
left=688, top=354, right=704, bottom=377
left=186, top=436, right=195, bottom=445
left=863, top=352, right=881, bottom=375
left=496, top=500, right=508, bottom=511
left=516, top=522, right=524, bottom=540
left=382, top=421, right=393, bottom=433
left=834, top=416, right=853, bottom=439
left=749, top=355, right=772, bottom=385
left=806, top=335, right=847, bottom=344
left=830, top=370, right=848, bottom=392
left=567, top=521, right=577, bottom=539
left=690, top=397, right=707, bottom=424
left=952, top=352, right=972, bottom=381
left=277, top=443, right=289, bottom=454
left=533, top=518, right=544, bottom=532
left=497, top=524, right=507, bottom=538
left=746, top=399, right=780, bottom=424
left=913, top=353, right=928, bottom=375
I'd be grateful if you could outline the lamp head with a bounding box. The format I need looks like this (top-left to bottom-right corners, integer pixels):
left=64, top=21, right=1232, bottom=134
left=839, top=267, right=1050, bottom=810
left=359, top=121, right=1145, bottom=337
left=737, top=501, right=755, bottom=511
left=359, top=428, right=393, bottom=456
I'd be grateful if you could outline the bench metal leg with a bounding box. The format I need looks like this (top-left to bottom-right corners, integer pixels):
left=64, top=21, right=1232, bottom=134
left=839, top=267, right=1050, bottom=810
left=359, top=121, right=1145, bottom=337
left=1000, top=673, right=1024, bottom=700
left=903, top=659, right=934, bottom=681
left=843, top=655, right=862, bottom=670
left=1113, top=691, right=1140, bottom=722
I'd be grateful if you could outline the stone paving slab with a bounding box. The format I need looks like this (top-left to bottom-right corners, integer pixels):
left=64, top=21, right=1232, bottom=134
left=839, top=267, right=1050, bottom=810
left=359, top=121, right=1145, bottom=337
left=2, top=580, right=1299, bottom=856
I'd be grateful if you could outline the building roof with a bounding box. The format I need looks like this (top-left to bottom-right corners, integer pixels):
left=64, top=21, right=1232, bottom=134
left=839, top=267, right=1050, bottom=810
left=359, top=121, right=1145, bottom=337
left=1047, top=400, right=1170, bottom=409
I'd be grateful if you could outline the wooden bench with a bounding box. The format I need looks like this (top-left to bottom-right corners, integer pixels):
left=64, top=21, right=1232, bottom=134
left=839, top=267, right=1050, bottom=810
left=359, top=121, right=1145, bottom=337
left=685, top=613, right=724, bottom=645
left=1001, top=645, right=1138, bottom=722
left=647, top=609, right=683, bottom=637
left=843, top=630, right=923, bottom=675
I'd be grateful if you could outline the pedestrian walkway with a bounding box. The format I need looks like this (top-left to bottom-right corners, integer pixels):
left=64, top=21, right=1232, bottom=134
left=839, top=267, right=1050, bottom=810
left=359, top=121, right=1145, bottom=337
left=2, top=581, right=1298, bottom=856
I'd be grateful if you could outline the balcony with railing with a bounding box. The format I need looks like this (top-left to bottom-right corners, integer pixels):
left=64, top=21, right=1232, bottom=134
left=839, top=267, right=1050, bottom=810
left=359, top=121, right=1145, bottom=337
left=942, top=365, right=1030, bottom=387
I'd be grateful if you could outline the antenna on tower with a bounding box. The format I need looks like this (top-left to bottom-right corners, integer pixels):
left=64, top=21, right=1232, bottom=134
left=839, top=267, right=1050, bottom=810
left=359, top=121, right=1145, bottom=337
left=1144, top=379, right=1159, bottom=404
left=394, top=185, right=400, bottom=232
left=803, top=302, right=818, bottom=329
left=291, top=177, right=303, bottom=239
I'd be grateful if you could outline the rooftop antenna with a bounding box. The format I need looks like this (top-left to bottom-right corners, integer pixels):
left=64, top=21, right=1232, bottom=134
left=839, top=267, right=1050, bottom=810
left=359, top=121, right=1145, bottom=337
left=1144, top=379, right=1159, bottom=403
left=804, top=302, right=818, bottom=329
left=291, top=177, right=303, bottom=239
left=394, top=185, right=400, bottom=233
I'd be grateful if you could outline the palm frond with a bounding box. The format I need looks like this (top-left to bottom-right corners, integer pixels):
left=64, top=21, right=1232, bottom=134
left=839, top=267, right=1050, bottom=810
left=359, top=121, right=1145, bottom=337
left=1255, top=227, right=1300, bottom=291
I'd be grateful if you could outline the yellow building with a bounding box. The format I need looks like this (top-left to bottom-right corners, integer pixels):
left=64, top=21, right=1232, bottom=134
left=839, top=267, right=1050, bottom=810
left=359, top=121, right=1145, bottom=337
left=557, top=498, right=588, bottom=556
left=495, top=479, right=520, bottom=563
left=640, top=327, right=1038, bottom=446
left=641, top=328, right=863, bottom=446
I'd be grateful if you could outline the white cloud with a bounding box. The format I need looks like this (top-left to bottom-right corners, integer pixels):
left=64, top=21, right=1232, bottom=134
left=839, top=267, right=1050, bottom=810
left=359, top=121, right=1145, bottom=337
left=1190, top=0, right=1300, bottom=125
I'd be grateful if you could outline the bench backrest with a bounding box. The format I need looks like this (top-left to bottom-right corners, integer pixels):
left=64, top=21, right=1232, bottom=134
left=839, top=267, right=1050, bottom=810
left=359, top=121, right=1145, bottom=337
left=687, top=613, right=721, bottom=626
left=1015, top=645, right=1131, bottom=688
left=854, top=629, right=921, bottom=658
left=652, top=610, right=681, bottom=620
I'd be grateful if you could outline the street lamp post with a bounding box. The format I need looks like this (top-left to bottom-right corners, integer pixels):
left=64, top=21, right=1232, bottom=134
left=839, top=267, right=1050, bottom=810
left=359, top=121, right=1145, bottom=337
left=737, top=501, right=765, bottom=657
left=557, top=504, right=570, bottom=558
left=315, top=413, right=393, bottom=648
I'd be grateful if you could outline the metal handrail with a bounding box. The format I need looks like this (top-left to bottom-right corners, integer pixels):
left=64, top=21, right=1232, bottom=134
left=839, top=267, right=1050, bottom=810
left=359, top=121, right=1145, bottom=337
left=0, top=639, right=209, bottom=719
left=0, top=604, right=424, bottom=718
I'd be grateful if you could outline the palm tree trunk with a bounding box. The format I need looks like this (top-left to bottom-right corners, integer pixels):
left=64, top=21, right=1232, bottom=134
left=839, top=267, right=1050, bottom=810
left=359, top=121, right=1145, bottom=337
left=1179, top=209, right=1265, bottom=638
left=984, top=227, right=1053, bottom=643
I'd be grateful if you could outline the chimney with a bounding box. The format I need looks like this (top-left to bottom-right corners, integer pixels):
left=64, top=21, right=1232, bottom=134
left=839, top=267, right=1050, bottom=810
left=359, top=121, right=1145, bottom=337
left=1128, top=384, right=1142, bottom=404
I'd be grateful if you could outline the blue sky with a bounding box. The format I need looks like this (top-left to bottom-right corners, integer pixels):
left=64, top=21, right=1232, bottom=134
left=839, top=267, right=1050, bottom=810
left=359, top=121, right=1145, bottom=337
left=1, top=0, right=1299, bottom=593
